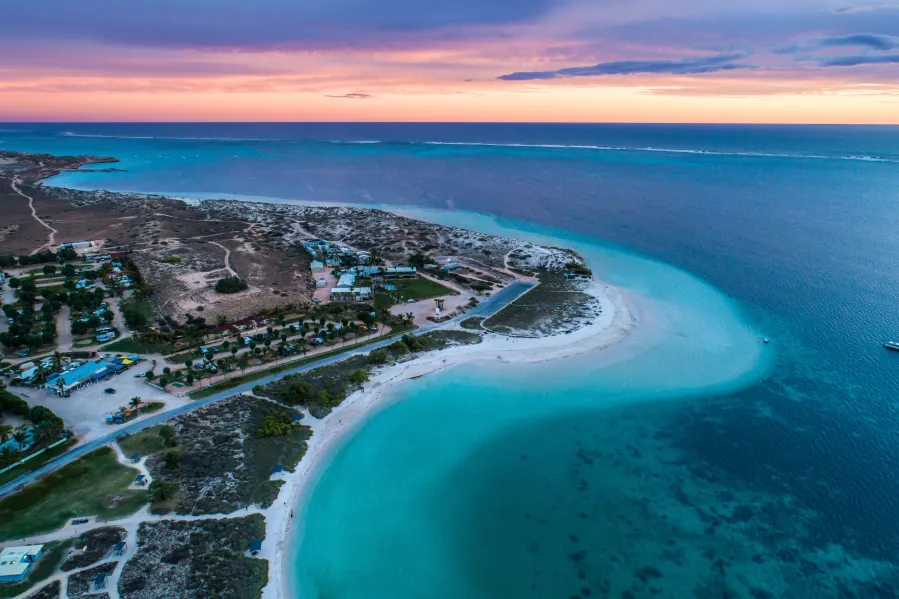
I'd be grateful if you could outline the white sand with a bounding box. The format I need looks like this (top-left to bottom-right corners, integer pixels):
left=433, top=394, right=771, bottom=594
left=258, top=279, right=636, bottom=599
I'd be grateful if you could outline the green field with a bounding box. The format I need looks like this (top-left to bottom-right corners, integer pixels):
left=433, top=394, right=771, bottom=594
left=376, top=277, right=456, bottom=308
left=0, top=447, right=147, bottom=540
left=101, top=337, right=175, bottom=355
left=0, top=439, right=78, bottom=487
left=123, top=300, right=155, bottom=322
left=118, top=425, right=168, bottom=457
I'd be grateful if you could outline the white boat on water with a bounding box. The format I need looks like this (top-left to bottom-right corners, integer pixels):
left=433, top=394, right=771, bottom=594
left=884, top=341, right=899, bottom=352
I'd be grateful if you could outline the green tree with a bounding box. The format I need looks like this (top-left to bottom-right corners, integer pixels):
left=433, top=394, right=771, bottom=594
left=129, top=396, right=142, bottom=411
left=214, top=276, right=248, bottom=294
left=42, top=264, right=57, bottom=275
left=12, top=428, right=28, bottom=450
left=158, top=376, right=169, bottom=389
left=158, top=425, right=177, bottom=446
left=0, top=446, right=14, bottom=467
left=0, top=424, right=12, bottom=445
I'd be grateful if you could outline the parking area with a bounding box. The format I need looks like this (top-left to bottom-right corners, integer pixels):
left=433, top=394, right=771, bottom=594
left=12, top=371, right=191, bottom=444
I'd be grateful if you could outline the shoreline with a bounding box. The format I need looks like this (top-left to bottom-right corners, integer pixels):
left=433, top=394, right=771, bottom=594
left=259, top=279, right=636, bottom=599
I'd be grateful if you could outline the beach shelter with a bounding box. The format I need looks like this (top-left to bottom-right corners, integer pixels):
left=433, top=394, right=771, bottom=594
left=272, top=465, right=284, bottom=475
left=249, top=540, right=262, bottom=556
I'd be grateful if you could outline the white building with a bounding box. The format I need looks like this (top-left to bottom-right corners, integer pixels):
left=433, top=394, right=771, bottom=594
left=0, top=545, right=43, bottom=582
left=310, top=260, right=324, bottom=272
left=316, top=277, right=327, bottom=288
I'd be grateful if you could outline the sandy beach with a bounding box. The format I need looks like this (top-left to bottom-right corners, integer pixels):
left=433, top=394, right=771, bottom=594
left=259, top=279, right=637, bottom=599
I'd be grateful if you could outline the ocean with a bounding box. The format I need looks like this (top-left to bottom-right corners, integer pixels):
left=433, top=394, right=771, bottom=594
left=2, top=123, right=899, bottom=597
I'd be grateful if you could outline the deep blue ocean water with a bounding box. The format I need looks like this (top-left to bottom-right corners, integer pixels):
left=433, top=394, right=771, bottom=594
left=2, top=123, right=899, bottom=597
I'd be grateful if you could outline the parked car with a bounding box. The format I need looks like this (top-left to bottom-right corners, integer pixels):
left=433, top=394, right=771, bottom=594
left=19, top=348, right=30, bottom=357
left=104, top=388, right=116, bottom=394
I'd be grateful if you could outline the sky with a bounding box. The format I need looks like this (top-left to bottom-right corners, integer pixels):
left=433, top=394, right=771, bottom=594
left=1, top=0, right=899, bottom=123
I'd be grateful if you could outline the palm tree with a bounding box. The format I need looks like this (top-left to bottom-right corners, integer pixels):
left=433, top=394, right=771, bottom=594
left=13, top=428, right=28, bottom=451
left=35, top=421, right=56, bottom=447
left=129, top=397, right=142, bottom=412
left=0, top=447, right=13, bottom=468
left=0, top=425, right=12, bottom=445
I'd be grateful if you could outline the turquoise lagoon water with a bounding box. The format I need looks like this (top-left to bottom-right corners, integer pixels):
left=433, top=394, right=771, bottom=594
left=4, top=123, right=899, bottom=596
left=291, top=210, right=779, bottom=599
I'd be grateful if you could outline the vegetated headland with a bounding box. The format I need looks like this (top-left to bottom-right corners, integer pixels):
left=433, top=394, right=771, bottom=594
left=0, top=150, right=635, bottom=599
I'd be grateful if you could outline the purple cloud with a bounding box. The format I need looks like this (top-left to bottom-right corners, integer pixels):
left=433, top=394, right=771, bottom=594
left=325, top=93, right=374, bottom=99
left=820, top=33, right=899, bottom=50
left=1, top=0, right=561, bottom=50
left=498, top=53, right=752, bottom=81
left=822, top=53, right=899, bottom=66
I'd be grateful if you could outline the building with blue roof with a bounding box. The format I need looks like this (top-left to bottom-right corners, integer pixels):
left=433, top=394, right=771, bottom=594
left=45, top=361, right=113, bottom=395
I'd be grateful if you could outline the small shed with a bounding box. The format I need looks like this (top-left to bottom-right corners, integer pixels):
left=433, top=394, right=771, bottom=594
left=94, top=572, right=107, bottom=590
left=249, top=540, right=262, bottom=556
left=134, top=474, right=147, bottom=486
left=113, top=541, right=127, bottom=556
left=130, top=453, right=140, bottom=463
left=292, top=414, right=303, bottom=423
left=272, top=465, right=284, bottom=475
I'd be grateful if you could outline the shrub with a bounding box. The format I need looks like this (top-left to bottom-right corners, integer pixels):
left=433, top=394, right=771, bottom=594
left=164, top=451, right=181, bottom=471
left=162, top=256, right=182, bottom=264
left=215, top=276, right=248, bottom=294
left=149, top=480, right=178, bottom=502
left=367, top=349, right=388, bottom=365
left=256, top=410, right=295, bottom=438
left=348, top=369, right=369, bottom=385
left=159, top=425, right=177, bottom=447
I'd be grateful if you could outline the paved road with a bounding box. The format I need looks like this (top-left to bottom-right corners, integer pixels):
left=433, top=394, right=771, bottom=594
left=0, top=281, right=533, bottom=498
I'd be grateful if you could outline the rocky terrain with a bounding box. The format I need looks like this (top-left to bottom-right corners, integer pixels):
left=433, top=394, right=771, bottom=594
left=119, top=515, right=267, bottom=599
left=145, top=395, right=311, bottom=515
left=203, top=200, right=586, bottom=272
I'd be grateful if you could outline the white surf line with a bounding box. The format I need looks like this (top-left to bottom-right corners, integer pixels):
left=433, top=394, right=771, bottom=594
left=10, top=176, right=57, bottom=252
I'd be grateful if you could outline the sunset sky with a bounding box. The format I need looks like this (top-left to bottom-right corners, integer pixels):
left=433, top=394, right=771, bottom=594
left=2, top=0, right=899, bottom=123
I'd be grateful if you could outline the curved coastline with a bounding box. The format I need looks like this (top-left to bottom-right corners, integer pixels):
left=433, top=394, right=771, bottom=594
left=20, top=174, right=773, bottom=598
left=264, top=280, right=636, bottom=599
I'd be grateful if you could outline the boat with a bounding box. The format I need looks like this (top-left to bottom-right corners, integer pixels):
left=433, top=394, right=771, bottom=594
left=763, top=338, right=770, bottom=344
left=885, top=341, right=899, bottom=352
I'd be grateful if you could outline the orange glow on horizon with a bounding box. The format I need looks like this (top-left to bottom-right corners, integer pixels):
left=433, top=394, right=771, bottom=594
left=3, top=84, right=899, bottom=124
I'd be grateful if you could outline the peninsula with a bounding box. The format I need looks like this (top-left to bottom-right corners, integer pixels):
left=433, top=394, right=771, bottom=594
left=0, top=151, right=634, bottom=599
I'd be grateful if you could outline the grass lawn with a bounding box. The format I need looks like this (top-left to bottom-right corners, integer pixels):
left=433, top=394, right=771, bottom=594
left=123, top=299, right=155, bottom=322
left=118, top=425, right=168, bottom=457
left=460, top=316, right=484, bottom=330
left=0, top=539, right=73, bottom=599
left=375, top=277, right=459, bottom=308
left=0, top=447, right=147, bottom=541
left=0, top=439, right=78, bottom=487
left=189, top=327, right=410, bottom=400
left=101, top=337, right=175, bottom=355
left=141, top=401, right=165, bottom=414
